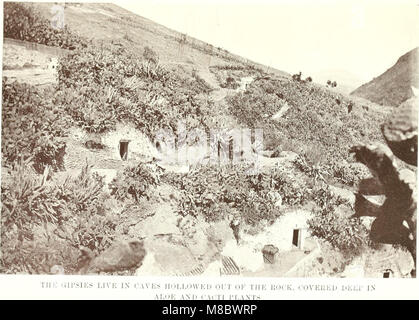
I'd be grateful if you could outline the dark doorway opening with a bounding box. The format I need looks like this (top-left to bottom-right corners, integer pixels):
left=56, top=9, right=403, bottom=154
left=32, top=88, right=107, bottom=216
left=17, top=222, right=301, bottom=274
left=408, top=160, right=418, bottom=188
left=228, top=137, right=234, bottom=161
left=119, top=140, right=130, bottom=160
left=292, top=229, right=301, bottom=248
left=383, top=270, right=392, bottom=278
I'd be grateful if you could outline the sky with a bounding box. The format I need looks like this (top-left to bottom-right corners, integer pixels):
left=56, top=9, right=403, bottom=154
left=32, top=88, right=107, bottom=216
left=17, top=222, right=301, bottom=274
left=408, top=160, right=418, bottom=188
left=117, top=0, right=419, bottom=85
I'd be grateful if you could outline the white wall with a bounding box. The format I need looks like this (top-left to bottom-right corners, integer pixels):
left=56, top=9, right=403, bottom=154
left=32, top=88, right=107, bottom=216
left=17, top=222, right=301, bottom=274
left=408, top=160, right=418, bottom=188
left=269, top=210, right=312, bottom=251
left=100, top=123, right=159, bottom=161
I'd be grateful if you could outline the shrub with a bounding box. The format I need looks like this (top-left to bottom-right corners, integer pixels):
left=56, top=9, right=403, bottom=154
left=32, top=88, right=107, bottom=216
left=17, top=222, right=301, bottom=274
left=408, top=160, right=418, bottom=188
left=210, top=64, right=246, bottom=71
left=263, top=82, right=275, bottom=94
left=3, top=2, right=86, bottom=49
left=54, top=163, right=116, bottom=257
left=0, top=160, right=116, bottom=273
left=69, top=206, right=117, bottom=255
left=56, top=163, right=106, bottom=213
left=308, top=185, right=368, bottom=253
left=164, top=164, right=289, bottom=224
left=109, top=162, right=162, bottom=203
left=1, top=80, right=67, bottom=172
left=326, top=80, right=337, bottom=88
left=293, top=155, right=327, bottom=183
left=329, top=161, right=370, bottom=187
left=310, top=183, right=346, bottom=209
left=0, top=234, right=80, bottom=274
left=56, top=43, right=214, bottom=137
left=143, top=46, right=159, bottom=64
left=271, top=167, right=309, bottom=206
left=292, top=72, right=302, bottom=82
left=221, top=76, right=239, bottom=89
left=1, top=158, right=69, bottom=238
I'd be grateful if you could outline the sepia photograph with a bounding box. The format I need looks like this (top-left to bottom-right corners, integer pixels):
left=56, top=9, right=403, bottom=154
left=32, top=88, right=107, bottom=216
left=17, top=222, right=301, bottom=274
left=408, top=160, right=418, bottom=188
left=0, top=0, right=418, bottom=285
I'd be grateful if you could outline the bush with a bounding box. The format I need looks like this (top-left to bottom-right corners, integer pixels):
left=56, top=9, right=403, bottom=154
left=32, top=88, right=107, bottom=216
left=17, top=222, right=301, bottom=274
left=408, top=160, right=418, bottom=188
left=56, top=163, right=106, bottom=214
left=56, top=43, right=214, bottom=136
left=308, top=185, right=368, bottom=253
left=164, top=164, right=288, bottom=224
left=329, top=161, right=370, bottom=186
left=54, top=163, right=116, bottom=256
left=0, top=235, right=80, bottom=274
left=1, top=158, right=69, bottom=238
left=293, top=155, right=327, bottom=183
left=326, top=80, right=337, bottom=88
left=221, top=76, right=239, bottom=89
left=109, top=162, right=162, bottom=203
left=272, top=167, right=309, bottom=206
left=143, top=46, right=159, bottom=64
left=1, top=80, right=67, bottom=172
left=1, top=160, right=115, bottom=273
left=69, top=206, right=117, bottom=255
left=3, top=2, right=86, bottom=49
left=292, top=72, right=302, bottom=82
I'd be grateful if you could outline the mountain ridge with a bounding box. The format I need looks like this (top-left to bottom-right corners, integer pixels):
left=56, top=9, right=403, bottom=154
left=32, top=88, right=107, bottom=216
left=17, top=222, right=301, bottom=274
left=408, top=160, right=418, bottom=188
left=351, top=47, right=419, bottom=107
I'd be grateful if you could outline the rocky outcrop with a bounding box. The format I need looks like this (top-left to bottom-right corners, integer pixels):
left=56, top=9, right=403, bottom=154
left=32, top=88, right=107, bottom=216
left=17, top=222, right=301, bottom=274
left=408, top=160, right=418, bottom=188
left=80, top=240, right=146, bottom=274
left=351, top=97, right=417, bottom=276
left=382, top=96, right=418, bottom=166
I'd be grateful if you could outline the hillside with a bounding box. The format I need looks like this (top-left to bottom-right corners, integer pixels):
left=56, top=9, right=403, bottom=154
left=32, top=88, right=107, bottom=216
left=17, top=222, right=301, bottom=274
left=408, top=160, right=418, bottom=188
left=351, top=47, right=419, bottom=107
left=32, top=2, right=289, bottom=79
left=2, top=2, right=414, bottom=278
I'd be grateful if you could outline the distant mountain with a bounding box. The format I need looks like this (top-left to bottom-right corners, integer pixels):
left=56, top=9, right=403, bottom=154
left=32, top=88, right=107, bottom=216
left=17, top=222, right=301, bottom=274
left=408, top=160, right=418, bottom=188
left=351, top=47, right=419, bottom=107
left=311, top=69, right=366, bottom=95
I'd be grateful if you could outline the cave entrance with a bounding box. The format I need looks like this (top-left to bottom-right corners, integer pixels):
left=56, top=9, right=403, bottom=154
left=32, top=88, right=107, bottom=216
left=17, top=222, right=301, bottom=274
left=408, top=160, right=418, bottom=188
left=292, top=229, right=301, bottom=248
left=228, top=137, right=234, bottom=161
left=383, top=270, right=392, bottom=278
left=119, top=140, right=130, bottom=160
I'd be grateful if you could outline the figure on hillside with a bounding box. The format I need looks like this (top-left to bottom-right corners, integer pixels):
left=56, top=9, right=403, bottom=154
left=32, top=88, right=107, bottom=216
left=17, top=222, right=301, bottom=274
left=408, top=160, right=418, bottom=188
left=229, top=214, right=241, bottom=244
left=347, top=102, right=353, bottom=114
